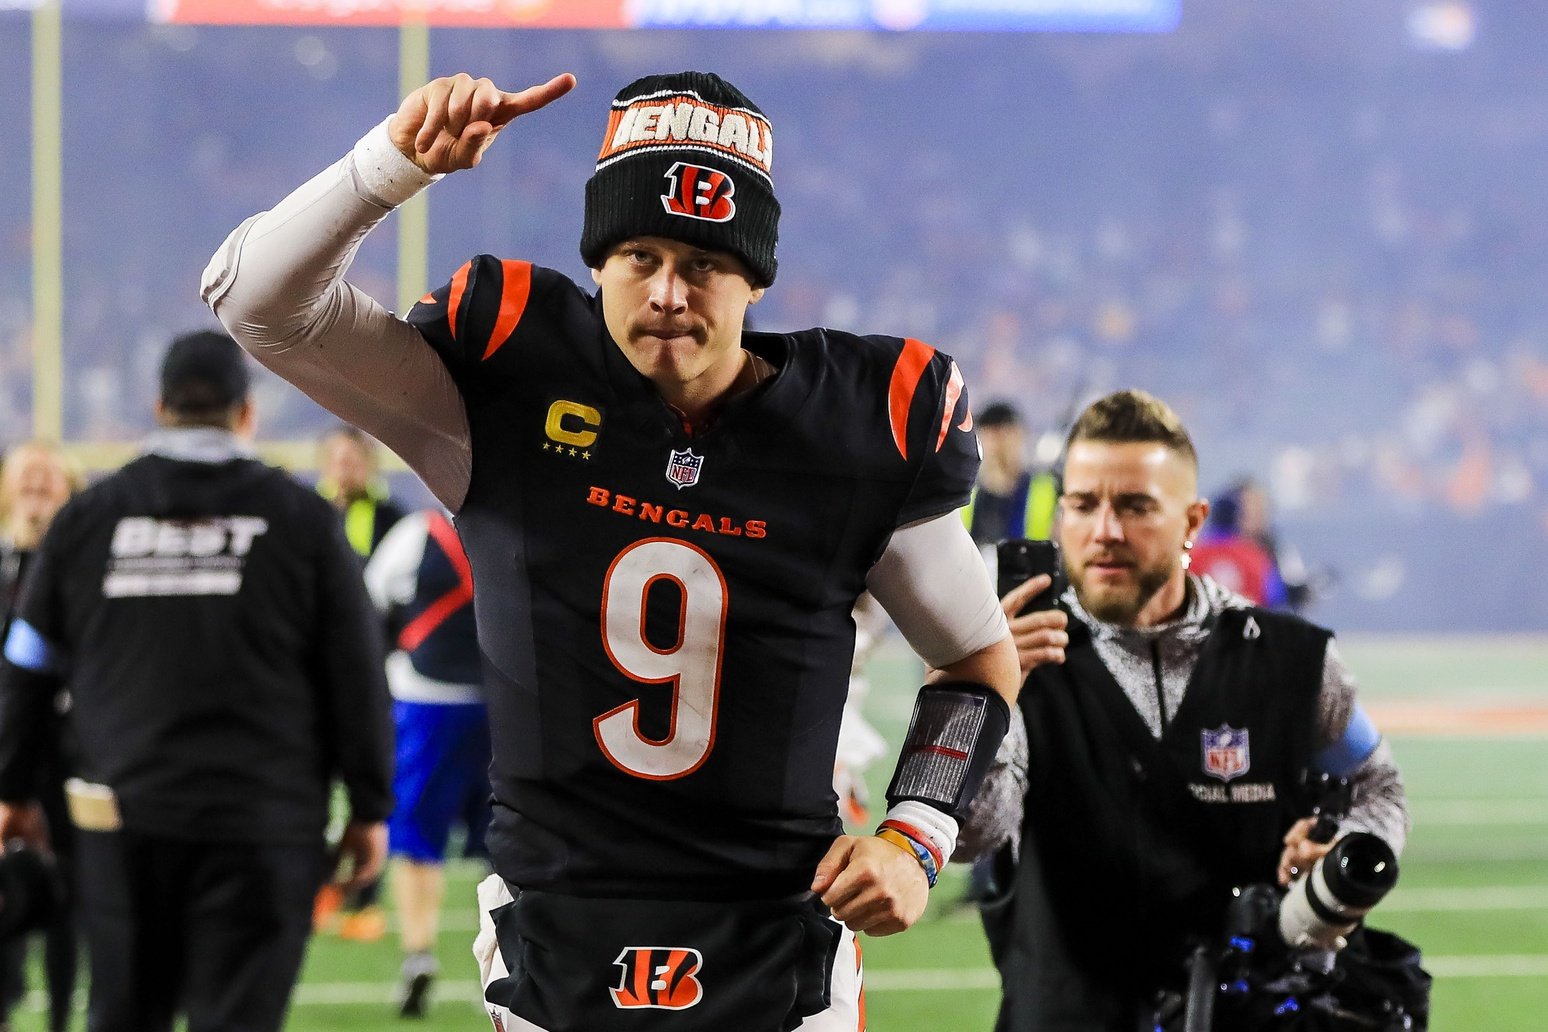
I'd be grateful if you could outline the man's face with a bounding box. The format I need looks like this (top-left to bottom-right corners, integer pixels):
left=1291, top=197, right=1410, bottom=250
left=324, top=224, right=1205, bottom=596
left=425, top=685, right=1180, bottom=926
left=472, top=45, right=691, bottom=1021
left=319, top=435, right=374, bottom=498
left=1238, top=483, right=1269, bottom=537
left=592, top=237, right=764, bottom=394
left=2, top=447, right=72, bottom=533
left=1058, top=439, right=1208, bottom=627
left=977, top=423, right=1025, bottom=473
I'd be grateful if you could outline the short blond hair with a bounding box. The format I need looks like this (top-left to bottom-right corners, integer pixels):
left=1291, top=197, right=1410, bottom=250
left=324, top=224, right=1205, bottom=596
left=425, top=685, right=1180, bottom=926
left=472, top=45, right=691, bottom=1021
left=1065, top=389, right=1197, bottom=471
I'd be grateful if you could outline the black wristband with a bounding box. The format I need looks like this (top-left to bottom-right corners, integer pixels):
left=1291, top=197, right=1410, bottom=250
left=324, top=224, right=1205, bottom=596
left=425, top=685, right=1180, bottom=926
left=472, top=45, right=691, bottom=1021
left=884, top=681, right=1011, bottom=822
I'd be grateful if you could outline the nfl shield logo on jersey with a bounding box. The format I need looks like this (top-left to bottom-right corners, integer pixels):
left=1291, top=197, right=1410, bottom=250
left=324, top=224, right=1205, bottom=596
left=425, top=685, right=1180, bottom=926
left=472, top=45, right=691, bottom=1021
left=1201, top=724, right=1250, bottom=782
left=665, top=448, right=703, bottom=489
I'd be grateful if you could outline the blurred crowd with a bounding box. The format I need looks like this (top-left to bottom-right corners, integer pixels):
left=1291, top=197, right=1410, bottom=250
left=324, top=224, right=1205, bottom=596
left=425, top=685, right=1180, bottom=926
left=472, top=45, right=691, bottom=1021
left=2, top=4, right=1546, bottom=554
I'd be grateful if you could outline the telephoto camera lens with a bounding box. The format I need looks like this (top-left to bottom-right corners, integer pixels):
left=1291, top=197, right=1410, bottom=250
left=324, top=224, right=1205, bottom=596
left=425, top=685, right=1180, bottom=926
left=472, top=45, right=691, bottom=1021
left=1277, top=832, right=1399, bottom=951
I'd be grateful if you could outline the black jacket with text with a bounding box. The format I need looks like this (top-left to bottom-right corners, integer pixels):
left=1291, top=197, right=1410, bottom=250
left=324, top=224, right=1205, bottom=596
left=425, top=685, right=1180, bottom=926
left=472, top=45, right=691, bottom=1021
left=0, top=430, right=392, bottom=844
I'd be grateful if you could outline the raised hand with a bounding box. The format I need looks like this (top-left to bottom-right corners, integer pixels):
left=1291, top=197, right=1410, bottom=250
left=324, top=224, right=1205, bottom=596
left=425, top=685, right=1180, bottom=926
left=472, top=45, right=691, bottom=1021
left=1277, top=816, right=1337, bottom=886
left=389, top=72, right=577, bottom=175
left=1001, top=573, right=1069, bottom=678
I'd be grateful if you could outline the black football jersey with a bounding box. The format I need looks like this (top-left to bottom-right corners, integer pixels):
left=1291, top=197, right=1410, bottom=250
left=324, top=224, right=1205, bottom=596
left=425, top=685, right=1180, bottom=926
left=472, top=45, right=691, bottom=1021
left=408, top=256, right=978, bottom=899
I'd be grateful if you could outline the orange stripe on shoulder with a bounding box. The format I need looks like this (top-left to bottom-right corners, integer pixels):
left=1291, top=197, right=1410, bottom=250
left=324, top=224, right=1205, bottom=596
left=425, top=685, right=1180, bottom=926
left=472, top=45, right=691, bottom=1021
left=935, top=361, right=965, bottom=452
left=446, top=261, right=473, bottom=342
left=483, top=260, right=534, bottom=361
left=888, top=338, right=937, bottom=460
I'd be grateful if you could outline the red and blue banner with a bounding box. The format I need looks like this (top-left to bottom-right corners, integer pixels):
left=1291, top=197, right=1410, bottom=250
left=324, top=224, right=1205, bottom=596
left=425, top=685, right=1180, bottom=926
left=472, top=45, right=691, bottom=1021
left=37, top=0, right=1178, bottom=31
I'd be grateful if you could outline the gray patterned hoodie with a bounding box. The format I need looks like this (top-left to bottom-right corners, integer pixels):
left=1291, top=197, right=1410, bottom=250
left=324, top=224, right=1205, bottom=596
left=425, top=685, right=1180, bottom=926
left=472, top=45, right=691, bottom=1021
left=956, top=573, right=1409, bottom=862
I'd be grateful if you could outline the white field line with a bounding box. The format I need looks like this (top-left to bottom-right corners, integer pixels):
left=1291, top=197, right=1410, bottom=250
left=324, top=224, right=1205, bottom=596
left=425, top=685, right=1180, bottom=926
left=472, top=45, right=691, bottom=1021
left=27, top=954, right=1545, bottom=1013
left=1419, top=801, right=1548, bottom=825
left=1383, top=885, right=1548, bottom=911
left=1422, top=955, right=1548, bottom=978
left=272, top=954, right=1548, bottom=1004
left=1403, top=844, right=1548, bottom=864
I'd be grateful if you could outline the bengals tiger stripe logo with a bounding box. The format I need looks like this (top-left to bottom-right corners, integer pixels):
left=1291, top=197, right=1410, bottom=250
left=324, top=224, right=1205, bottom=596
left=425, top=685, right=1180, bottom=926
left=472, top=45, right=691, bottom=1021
left=609, top=946, right=705, bottom=1010
left=661, top=163, right=737, bottom=223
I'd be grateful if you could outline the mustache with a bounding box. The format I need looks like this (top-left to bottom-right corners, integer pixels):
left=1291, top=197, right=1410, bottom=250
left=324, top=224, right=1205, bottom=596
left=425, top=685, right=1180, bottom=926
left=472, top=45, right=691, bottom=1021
left=633, top=320, right=704, bottom=339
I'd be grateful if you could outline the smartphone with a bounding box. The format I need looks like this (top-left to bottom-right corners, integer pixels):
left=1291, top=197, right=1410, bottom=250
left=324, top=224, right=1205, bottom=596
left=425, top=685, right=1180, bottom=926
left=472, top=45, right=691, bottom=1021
left=996, top=538, right=1065, bottom=616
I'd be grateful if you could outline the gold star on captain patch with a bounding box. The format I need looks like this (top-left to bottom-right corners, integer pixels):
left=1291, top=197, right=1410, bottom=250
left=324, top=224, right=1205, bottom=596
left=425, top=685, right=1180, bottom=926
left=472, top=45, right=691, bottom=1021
left=581, top=450, right=591, bottom=460
left=542, top=442, right=552, bottom=451
left=568, top=447, right=578, bottom=457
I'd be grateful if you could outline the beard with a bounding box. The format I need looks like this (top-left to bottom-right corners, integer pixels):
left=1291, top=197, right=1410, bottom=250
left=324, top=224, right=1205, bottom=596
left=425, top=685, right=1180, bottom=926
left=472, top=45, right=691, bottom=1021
left=1073, top=555, right=1177, bottom=626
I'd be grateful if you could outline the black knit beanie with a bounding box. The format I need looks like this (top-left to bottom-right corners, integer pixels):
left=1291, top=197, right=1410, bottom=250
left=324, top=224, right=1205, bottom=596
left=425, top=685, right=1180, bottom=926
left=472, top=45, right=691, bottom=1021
left=580, top=71, right=779, bottom=286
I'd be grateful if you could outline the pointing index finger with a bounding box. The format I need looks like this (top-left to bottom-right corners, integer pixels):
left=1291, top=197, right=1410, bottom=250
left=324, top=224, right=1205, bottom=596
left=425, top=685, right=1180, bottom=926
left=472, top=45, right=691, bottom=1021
left=486, top=73, right=578, bottom=130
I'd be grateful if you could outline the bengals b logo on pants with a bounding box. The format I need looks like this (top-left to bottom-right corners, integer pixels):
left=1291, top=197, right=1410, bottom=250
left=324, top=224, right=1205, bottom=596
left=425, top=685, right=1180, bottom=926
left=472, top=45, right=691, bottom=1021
left=609, top=946, right=705, bottom=1010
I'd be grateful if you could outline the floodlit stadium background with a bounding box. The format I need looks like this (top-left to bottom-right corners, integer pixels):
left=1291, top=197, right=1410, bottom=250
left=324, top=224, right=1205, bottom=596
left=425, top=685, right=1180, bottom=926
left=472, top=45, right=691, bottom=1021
left=3, top=0, right=1545, bottom=1028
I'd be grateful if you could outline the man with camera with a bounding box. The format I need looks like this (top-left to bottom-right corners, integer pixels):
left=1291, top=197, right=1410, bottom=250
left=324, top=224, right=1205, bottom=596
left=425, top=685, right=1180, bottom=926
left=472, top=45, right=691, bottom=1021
left=958, top=389, right=1410, bottom=1031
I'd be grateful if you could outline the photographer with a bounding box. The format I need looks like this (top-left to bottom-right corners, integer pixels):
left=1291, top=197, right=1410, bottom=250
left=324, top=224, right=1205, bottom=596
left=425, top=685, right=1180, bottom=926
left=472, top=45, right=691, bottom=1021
left=957, top=390, right=1409, bottom=1031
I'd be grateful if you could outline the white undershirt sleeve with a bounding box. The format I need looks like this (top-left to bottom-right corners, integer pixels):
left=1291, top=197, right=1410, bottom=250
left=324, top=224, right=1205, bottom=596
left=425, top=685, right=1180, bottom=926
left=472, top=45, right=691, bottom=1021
left=201, top=119, right=472, bottom=511
left=865, top=511, right=1009, bottom=670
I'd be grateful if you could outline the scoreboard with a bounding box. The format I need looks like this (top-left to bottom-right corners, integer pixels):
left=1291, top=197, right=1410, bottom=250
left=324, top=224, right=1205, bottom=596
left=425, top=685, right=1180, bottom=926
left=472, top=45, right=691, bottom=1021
left=40, top=0, right=1179, bottom=31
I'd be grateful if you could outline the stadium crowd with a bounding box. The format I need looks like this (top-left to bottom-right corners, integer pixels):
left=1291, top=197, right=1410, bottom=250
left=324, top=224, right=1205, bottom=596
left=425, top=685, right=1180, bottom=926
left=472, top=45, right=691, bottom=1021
left=5, top=9, right=1547, bottom=540
left=0, top=5, right=1457, bottom=1028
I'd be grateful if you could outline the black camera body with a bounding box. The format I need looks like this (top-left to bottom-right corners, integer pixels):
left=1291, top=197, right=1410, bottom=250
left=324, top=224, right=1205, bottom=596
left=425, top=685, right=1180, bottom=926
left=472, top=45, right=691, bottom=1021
left=1159, top=832, right=1423, bottom=1032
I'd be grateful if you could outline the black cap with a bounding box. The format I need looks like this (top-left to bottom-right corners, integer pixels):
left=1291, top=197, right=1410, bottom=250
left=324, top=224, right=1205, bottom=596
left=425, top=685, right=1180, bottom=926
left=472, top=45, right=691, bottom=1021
left=977, top=402, right=1022, bottom=429
left=580, top=71, right=780, bottom=286
left=159, top=331, right=250, bottom=414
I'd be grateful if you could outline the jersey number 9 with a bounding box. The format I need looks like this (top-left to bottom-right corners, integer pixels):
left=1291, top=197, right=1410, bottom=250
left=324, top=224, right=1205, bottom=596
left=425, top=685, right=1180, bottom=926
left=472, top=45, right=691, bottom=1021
left=594, top=538, right=728, bottom=780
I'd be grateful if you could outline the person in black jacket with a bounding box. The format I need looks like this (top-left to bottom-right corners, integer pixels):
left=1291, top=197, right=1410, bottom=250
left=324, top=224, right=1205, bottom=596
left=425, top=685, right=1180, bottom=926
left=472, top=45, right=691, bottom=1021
left=957, top=389, right=1408, bottom=1032
left=0, top=331, right=394, bottom=1032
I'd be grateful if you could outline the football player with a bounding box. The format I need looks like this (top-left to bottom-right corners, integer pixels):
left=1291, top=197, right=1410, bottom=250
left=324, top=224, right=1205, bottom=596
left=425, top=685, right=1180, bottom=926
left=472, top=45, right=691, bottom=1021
left=204, top=70, right=1019, bottom=1031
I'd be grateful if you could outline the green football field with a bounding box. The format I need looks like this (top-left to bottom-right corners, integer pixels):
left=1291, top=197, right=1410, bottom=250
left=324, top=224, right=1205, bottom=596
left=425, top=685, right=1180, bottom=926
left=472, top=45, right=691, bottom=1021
left=12, top=636, right=1548, bottom=1030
